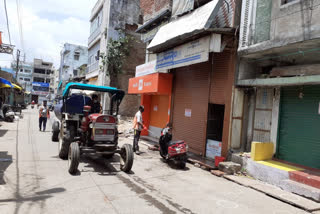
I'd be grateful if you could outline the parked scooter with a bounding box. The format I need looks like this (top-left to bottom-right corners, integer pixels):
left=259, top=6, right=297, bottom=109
left=159, top=124, right=188, bottom=169
left=3, top=105, right=15, bottom=122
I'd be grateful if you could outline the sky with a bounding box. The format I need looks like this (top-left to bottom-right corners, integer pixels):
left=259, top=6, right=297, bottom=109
left=0, top=0, right=96, bottom=69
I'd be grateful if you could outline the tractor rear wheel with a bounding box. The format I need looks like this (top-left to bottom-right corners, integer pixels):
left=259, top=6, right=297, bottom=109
left=68, top=142, right=80, bottom=175
left=120, top=144, right=134, bottom=173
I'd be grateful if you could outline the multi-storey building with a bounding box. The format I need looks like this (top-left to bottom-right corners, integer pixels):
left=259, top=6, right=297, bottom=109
left=31, top=59, right=54, bottom=104
left=233, top=0, right=320, bottom=170
left=87, top=0, right=144, bottom=116
left=13, top=61, right=33, bottom=92
left=129, top=0, right=240, bottom=159
left=59, top=43, right=88, bottom=82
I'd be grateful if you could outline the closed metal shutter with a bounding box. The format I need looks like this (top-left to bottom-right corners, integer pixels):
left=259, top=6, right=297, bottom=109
left=172, top=62, right=211, bottom=155
left=278, top=86, right=320, bottom=169
left=210, top=51, right=231, bottom=104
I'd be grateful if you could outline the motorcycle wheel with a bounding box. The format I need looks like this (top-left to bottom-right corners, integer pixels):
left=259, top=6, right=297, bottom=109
left=178, top=161, right=186, bottom=169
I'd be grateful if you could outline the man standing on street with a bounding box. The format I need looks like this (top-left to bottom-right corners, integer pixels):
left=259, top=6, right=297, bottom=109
left=133, top=105, right=145, bottom=154
left=39, top=100, right=50, bottom=131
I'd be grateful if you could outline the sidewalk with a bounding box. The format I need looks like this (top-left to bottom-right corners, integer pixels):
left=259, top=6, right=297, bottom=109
left=232, top=153, right=320, bottom=202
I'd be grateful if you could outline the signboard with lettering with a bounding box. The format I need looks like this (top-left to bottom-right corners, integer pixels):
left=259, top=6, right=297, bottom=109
left=135, top=60, right=157, bottom=77
left=156, top=36, right=210, bottom=71
left=206, top=139, right=222, bottom=160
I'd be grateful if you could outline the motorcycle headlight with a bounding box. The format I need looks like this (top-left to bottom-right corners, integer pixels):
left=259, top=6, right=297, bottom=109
left=89, top=123, right=93, bottom=128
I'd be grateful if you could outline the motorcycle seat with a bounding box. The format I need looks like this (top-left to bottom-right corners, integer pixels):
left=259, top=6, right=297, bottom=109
left=168, top=140, right=184, bottom=146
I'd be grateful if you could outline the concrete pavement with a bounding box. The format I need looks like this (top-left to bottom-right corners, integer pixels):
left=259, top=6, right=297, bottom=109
left=0, top=107, right=310, bottom=214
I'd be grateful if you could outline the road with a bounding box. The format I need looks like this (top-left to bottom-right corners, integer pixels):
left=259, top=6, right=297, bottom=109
left=0, top=107, right=308, bottom=214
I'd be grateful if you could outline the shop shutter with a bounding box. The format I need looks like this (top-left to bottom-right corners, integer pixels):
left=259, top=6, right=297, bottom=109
left=278, top=86, right=320, bottom=169
left=172, top=62, right=211, bottom=155
left=210, top=51, right=231, bottom=104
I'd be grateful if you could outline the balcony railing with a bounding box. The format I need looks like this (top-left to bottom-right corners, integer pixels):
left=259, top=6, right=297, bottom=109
left=88, top=61, right=99, bottom=74
left=88, top=28, right=101, bottom=46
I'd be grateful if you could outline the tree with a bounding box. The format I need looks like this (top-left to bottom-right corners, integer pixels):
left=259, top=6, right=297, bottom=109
left=100, top=33, right=133, bottom=88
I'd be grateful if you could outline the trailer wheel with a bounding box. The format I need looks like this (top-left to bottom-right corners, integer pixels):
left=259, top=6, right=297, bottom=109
left=51, top=121, right=60, bottom=142
left=120, top=144, right=134, bottom=173
left=68, top=142, right=80, bottom=175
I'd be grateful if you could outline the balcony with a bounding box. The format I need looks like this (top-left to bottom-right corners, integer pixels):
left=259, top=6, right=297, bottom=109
left=88, top=28, right=101, bottom=48
left=88, top=61, right=99, bottom=73
left=90, top=0, right=103, bottom=21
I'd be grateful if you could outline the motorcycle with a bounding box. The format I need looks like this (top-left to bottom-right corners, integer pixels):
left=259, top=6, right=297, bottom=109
left=159, top=125, right=188, bottom=169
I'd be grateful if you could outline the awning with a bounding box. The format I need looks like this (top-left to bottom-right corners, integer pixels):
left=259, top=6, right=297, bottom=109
left=147, top=0, right=222, bottom=53
left=0, top=77, right=13, bottom=88
left=12, top=84, right=22, bottom=91
left=128, top=73, right=172, bottom=95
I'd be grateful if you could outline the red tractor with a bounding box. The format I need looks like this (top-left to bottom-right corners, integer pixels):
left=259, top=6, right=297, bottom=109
left=52, top=83, right=133, bottom=175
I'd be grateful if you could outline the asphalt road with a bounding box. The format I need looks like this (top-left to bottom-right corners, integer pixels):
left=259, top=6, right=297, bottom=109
left=0, top=107, right=308, bottom=214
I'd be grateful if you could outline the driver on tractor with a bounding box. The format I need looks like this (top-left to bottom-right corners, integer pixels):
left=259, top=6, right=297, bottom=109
left=88, top=94, right=102, bottom=114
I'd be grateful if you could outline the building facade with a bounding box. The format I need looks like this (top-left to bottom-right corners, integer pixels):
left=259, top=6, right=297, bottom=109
left=32, top=59, right=54, bottom=104
left=14, top=61, right=33, bottom=93
left=129, top=0, right=240, bottom=159
left=59, top=43, right=88, bottom=82
left=87, top=0, right=144, bottom=116
left=233, top=0, right=320, bottom=169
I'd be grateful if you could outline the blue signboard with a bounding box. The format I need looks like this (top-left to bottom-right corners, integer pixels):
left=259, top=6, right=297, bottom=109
left=32, top=82, right=49, bottom=87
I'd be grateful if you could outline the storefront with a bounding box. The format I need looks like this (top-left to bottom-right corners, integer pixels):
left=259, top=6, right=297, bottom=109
left=134, top=0, right=238, bottom=158
left=277, top=86, right=320, bottom=169
left=128, top=72, right=173, bottom=138
left=170, top=51, right=235, bottom=157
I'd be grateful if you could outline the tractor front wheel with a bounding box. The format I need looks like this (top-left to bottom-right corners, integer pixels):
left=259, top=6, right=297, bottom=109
left=58, top=121, right=75, bottom=159
left=68, top=142, right=80, bottom=175
left=120, top=144, right=134, bottom=173
left=51, top=121, right=59, bottom=142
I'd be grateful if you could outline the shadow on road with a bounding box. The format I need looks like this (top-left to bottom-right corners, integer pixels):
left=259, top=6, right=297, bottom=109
left=0, top=151, right=13, bottom=185
left=80, top=154, right=134, bottom=176
left=0, top=129, right=8, bottom=137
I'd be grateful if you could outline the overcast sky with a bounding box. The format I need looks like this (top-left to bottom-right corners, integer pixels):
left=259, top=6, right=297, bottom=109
left=0, top=0, right=95, bottom=69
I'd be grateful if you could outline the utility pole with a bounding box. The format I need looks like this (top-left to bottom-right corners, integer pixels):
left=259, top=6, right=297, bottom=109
left=15, top=49, right=20, bottom=79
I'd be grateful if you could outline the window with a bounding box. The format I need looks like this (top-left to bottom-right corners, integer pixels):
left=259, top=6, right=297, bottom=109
left=24, top=69, right=31, bottom=73
left=34, top=68, right=46, bottom=74
left=19, top=77, right=23, bottom=80
left=281, top=0, right=298, bottom=5
left=74, top=52, right=80, bottom=61
left=46, top=79, right=50, bottom=83
left=20, top=69, right=23, bottom=72
left=24, top=78, right=31, bottom=82
left=33, top=77, right=45, bottom=82
left=73, top=70, right=78, bottom=76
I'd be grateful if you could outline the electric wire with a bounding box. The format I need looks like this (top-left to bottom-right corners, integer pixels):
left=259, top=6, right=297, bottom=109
left=16, top=0, right=25, bottom=51
left=3, top=0, right=12, bottom=45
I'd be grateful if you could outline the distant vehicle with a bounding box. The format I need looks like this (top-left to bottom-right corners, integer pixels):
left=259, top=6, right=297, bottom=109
left=52, top=82, right=133, bottom=175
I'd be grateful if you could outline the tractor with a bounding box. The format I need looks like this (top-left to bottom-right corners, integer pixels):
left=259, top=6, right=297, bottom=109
left=52, top=82, right=133, bottom=174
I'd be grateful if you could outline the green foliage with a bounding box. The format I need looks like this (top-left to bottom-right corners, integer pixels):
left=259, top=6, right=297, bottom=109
left=100, top=34, right=133, bottom=77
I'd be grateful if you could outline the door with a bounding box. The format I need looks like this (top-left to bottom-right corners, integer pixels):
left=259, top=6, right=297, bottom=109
left=149, top=95, right=169, bottom=137
left=253, top=88, right=273, bottom=142
left=277, top=86, right=320, bottom=169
